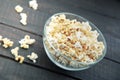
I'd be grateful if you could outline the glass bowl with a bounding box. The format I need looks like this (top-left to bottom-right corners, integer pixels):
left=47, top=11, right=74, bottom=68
left=43, top=12, right=107, bottom=71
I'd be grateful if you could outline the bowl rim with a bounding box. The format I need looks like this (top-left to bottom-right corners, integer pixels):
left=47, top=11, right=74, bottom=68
left=43, top=12, right=107, bottom=71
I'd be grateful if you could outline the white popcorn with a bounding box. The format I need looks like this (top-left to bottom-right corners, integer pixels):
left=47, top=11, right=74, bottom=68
left=74, top=42, right=82, bottom=49
left=27, top=52, right=38, bottom=63
left=19, top=35, right=36, bottom=49
left=15, top=5, right=23, bottom=13
left=82, top=21, right=91, bottom=31
left=29, top=0, right=38, bottom=10
left=11, top=47, right=19, bottom=57
left=11, top=47, right=25, bottom=64
left=20, top=13, right=27, bottom=25
left=27, top=39, right=36, bottom=45
left=2, top=38, right=14, bottom=48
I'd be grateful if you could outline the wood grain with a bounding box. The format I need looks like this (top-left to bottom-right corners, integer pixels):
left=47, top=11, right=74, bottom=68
left=52, top=0, right=120, bottom=20
left=0, top=56, right=75, bottom=80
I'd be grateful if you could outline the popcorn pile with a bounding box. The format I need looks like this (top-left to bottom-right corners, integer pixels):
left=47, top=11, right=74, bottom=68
left=0, top=35, right=38, bottom=64
left=45, top=14, right=105, bottom=66
left=14, top=0, right=38, bottom=25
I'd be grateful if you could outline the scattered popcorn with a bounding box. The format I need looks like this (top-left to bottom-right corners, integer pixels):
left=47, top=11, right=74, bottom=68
left=27, top=52, right=38, bottom=63
left=15, top=5, right=23, bottom=13
left=20, top=13, right=27, bottom=25
left=0, top=34, right=37, bottom=64
left=44, top=14, right=105, bottom=67
left=29, top=0, right=38, bottom=10
left=2, top=38, right=14, bottom=48
left=11, top=47, right=19, bottom=57
left=19, top=35, right=36, bottom=49
left=15, top=55, right=25, bottom=63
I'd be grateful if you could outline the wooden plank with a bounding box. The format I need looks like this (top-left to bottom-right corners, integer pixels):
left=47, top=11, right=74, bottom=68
left=0, top=57, right=75, bottom=80
left=53, top=0, right=120, bottom=20
left=0, top=23, right=120, bottom=80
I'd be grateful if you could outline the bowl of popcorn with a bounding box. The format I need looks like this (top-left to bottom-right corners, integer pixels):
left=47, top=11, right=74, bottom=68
left=43, top=12, right=107, bottom=71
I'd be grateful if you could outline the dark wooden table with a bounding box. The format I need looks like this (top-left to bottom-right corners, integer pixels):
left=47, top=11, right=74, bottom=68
left=0, top=0, right=120, bottom=80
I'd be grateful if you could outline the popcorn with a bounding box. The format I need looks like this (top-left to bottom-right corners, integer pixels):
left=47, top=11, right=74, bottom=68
left=0, top=35, right=37, bottom=64
left=11, top=47, right=19, bottom=57
left=15, top=5, right=23, bottom=13
left=29, top=0, right=38, bottom=10
left=82, top=21, right=91, bottom=31
left=11, top=47, right=25, bottom=64
left=15, top=55, right=25, bottom=63
left=74, top=42, right=82, bottom=49
left=45, top=14, right=105, bottom=65
left=75, top=31, right=83, bottom=40
left=27, top=52, right=38, bottom=63
left=2, top=38, right=14, bottom=48
left=19, top=35, right=35, bottom=49
left=20, top=13, right=27, bottom=25
left=20, top=43, right=29, bottom=49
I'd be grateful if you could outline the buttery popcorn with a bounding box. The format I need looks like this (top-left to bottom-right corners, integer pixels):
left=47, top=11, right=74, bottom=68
left=20, top=13, right=27, bottom=25
left=11, top=47, right=25, bottom=64
left=2, top=38, right=14, bottom=48
left=11, top=47, right=19, bottom=57
left=29, top=0, right=38, bottom=10
left=19, top=35, right=36, bottom=49
left=27, top=52, right=38, bottom=63
left=15, top=5, right=23, bottom=13
left=45, top=14, right=105, bottom=66
left=15, top=55, right=25, bottom=63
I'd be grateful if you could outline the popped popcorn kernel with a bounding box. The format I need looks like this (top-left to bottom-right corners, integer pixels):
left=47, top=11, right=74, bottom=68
left=11, top=47, right=19, bottom=57
left=29, top=0, right=38, bottom=10
left=19, top=35, right=36, bottom=49
left=15, top=55, right=25, bottom=63
left=27, top=52, right=38, bottom=63
left=2, top=38, right=14, bottom=48
left=15, top=5, right=23, bottom=13
left=20, top=13, right=27, bottom=25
